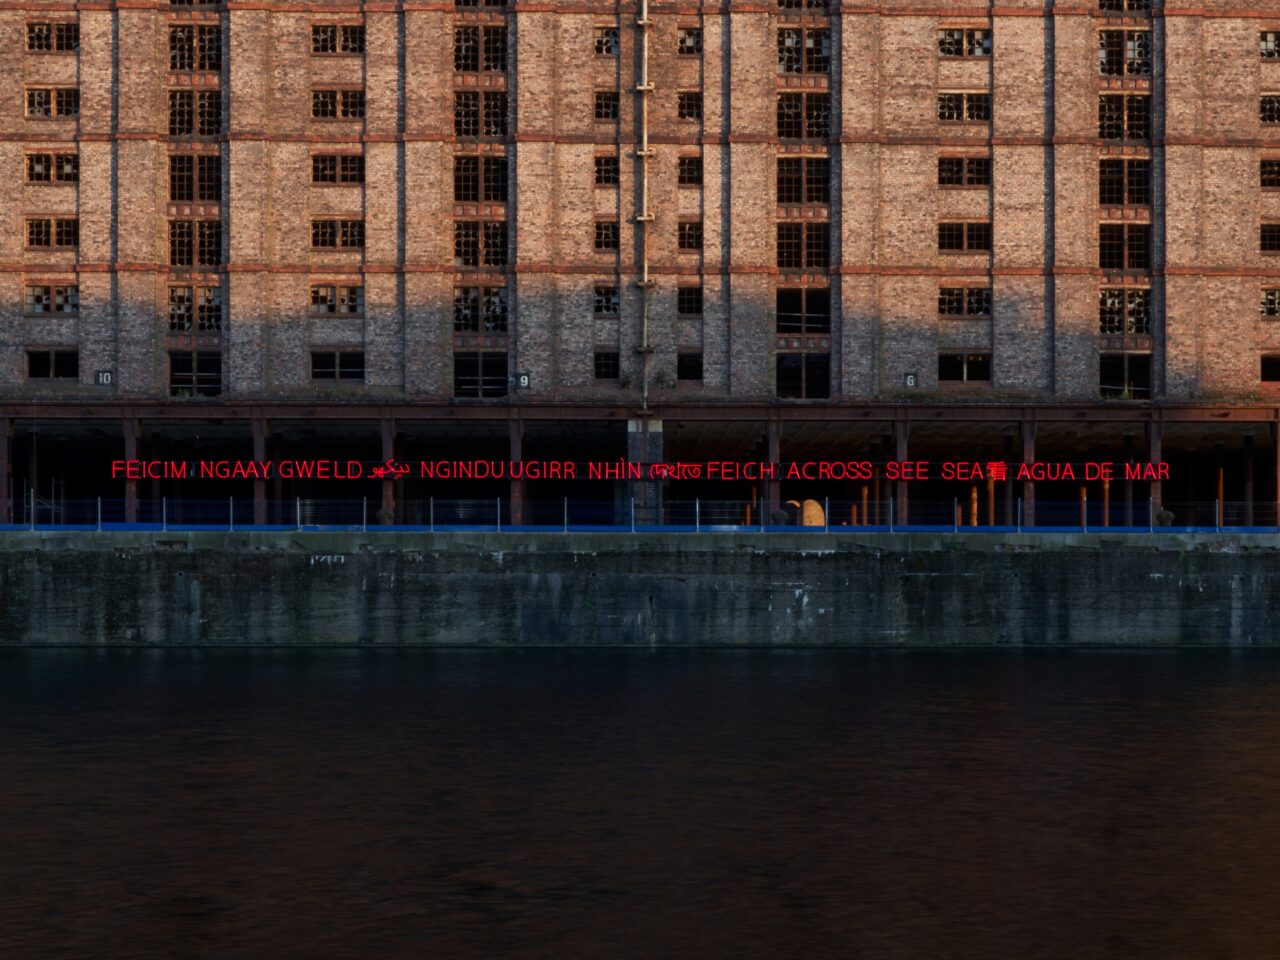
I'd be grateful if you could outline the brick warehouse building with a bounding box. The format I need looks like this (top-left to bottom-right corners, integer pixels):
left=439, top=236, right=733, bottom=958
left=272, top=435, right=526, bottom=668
left=3, top=0, right=1280, bottom=525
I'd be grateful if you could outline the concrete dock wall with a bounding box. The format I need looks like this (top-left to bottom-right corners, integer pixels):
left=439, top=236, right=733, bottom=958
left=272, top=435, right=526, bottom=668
left=0, top=532, right=1276, bottom=646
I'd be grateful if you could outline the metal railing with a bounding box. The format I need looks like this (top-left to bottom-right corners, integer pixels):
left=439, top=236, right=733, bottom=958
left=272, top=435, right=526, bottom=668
left=4, top=496, right=1280, bottom=533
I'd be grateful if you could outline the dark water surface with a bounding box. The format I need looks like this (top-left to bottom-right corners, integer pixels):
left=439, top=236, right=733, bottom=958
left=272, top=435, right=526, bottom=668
left=4, top=650, right=1280, bottom=959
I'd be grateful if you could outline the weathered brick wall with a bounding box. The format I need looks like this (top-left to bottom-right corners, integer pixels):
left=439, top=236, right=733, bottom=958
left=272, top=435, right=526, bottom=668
left=0, top=2, right=1274, bottom=407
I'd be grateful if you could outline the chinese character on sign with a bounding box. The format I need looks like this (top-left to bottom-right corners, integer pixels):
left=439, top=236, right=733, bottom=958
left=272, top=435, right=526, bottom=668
left=986, top=461, right=1008, bottom=481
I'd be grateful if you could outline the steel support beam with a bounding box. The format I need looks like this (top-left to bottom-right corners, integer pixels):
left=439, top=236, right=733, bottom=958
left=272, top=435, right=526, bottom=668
left=0, top=417, right=9, bottom=525
left=766, top=419, right=781, bottom=522
left=893, top=419, right=909, bottom=525
left=509, top=418, right=524, bottom=526
left=1020, top=418, right=1035, bottom=528
left=1148, top=418, right=1163, bottom=511
left=1123, top=433, right=1134, bottom=527
left=252, top=418, right=268, bottom=526
left=123, top=418, right=139, bottom=524
left=1273, top=423, right=1280, bottom=527
left=380, top=418, right=396, bottom=524
left=1245, top=434, right=1255, bottom=526
left=1002, top=434, right=1014, bottom=525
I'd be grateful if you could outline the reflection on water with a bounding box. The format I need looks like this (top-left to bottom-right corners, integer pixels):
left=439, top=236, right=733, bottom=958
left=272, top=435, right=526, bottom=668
left=3, top=649, right=1280, bottom=958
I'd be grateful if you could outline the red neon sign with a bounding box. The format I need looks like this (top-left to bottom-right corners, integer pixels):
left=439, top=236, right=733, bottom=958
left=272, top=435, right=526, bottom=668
left=109, top=459, right=1172, bottom=483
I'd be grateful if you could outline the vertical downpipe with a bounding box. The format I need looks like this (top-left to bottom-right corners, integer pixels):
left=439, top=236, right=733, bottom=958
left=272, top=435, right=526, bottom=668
left=636, top=0, right=654, bottom=410
left=1044, top=6, right=1057, bottom=396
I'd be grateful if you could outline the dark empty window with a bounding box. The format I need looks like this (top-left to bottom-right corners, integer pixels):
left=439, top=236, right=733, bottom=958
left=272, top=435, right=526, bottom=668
left=27, top=23, right=52, bottom=51
left=169, top=220, right=221, bottom=266
left=454, top=92, right=507, bottom=136
left=164, top=91, right=221, bottom=135
left=938, top=287, right=991, bottom=317
left=311, top=220, right=365, bottom=249
left=1098, top=288, right=1151, bottom=334
left=777, top=223, right=830, bottom=268
left=776, top=353, right=830, bottom=399
left=169, top=154, right=222, bottom=202
left=678, top=221, right=703, bottom=251
left=26, top=154, right=51, bottom=182
left=26, top=219, right=78, bottom=248
left=26, top=350, right=79, bottom=380
left=677, top=353, right=703, bottom=381
left=454, top=27, right=506, bottom=72
left=1263, top=289, right=1280, bottom=317
left=1263, top=160, right=1280, bottom=189
left=453, top=286, right=508, bottom=331
left=1265, top=97, right=1280, bottom=125
left=453, top=351, right=509, bottom=397
left=453, top=221, right=507, bottom=266
left=595, top=221, right=619, bottom=251
left=594, top=286, right=619, bottom=316
left=312, top=25, right=338, bottom=53
left=1099, top=224, right=1150, bottom=269
left=1099, top=353, right=1151, bottom=399
left=455, top=92, right=479, bottom=136
left=938, top=222, right=992, bottom=252
left=27, top=88, right=78, bottom=118
left=455, top=223, right=478, bottom=265
left=1263, top=225, right=1280, bottom=253
left=313, top=25, right=365, bottom=55
left=776, top=288, right=831, bottom=333
left=311, top=285, right=364, bottom=315
left=678, top=28, right=702, bottom=56
left=25, top=285, right=78, bottom=314
left=777, top=157, right=830, bottom=203
left=27, top=23, right=78, bottom=52
left=938, top=93, right=991, bottom=122
left=453, top=156, right=507, bottom=201
left=26, top=90, right=51, bottom=117
left=594, top=27, right=619, bottom=56
left=938, top=157, right=991, bottom=186
left=26, top=153, right=78, bottom=182
left=938, top=29, right=990, bottom=57
left=55, top=154, right=79, bottom=181
left=594, top=351, right=620, bottom=379
left=196, top=91, right=221, bottom=134
left=312, top=155, right=365, bottom=184
left=313, top=90, right=365, bottom=119
left=677, top=92, right=703, bottom=121
left=453, top=26, right=478, bottom=70
left=678, top=286, right=703, bottom=315
left=1265, top=356, right=1280, bottom=382
left=777, top=93, right=830, bottom=139
left=678, top=156, right=702, bottom=186
left=1100, top=95, right=1150, bottom=139
left=595, top=155, right=619, bottom=185
left=938, top=353, right=991, bottom=383
left=778, top=28, right=831, bottom=74
left=1099, top=30, right=1150, bottom=76
left=168, top=285, right=223, bottom=332
left=311, top=351, right=366, bottom=382
left=170, top=25, right=221, bottom=71
left=169, top=351, right=222, bottom=397
left=480, top=93, right=507, bottom=135
left=595, top=92, right=620, bottom=121
left=1099, top=158, right=1150, bottom=205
